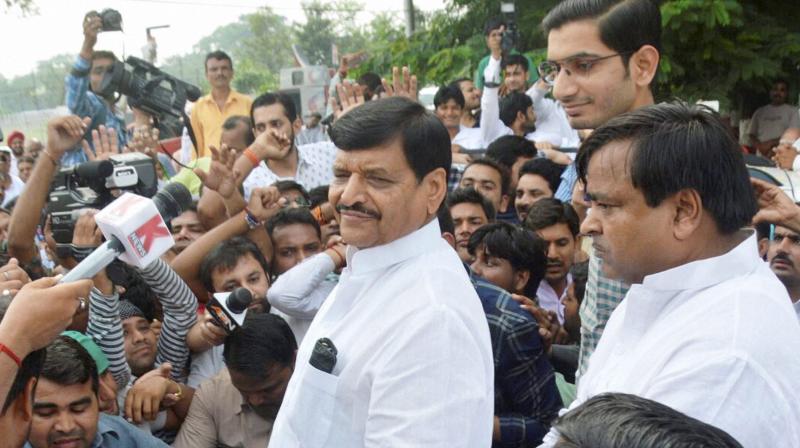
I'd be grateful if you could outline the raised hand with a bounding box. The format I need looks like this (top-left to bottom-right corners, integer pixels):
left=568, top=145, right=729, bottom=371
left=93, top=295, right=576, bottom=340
left=247, top=186, right=282, bottom=223
left=47, top=115, right=90, bottom=158
left=381, top=66, right=418, bottom=101
left=0, top=258, right=31, bottom=297
left=81, top=125, right=118, bottom=161
left=751, top=178, right=800, bottom=233
left=0, top=276, right=93, bottom=357
left=124, top=362, right=180, bottom=423
left=128, top=126, right=160, bottom=159
left=72, top=210, right=103, bottom=248
left=250, top=128, right=292, bottom=163
left=195, top=144, right=239, bottom=199
left=332, top=81, right=366, bottom=122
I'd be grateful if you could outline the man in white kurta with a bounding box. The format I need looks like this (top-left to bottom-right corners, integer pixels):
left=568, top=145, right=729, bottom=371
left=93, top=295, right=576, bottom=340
left=269, top=96, right=494, bottom=447
left=539, top=102, right=800, bottom=447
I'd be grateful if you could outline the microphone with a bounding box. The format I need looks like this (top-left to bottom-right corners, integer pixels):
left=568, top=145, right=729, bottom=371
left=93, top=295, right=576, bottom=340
left=207, top=287, right=253, bottom=334
left=60, top=183, right=192, bottom=283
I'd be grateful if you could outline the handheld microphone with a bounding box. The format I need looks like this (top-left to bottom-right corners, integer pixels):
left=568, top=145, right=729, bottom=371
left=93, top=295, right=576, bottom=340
left=207, top=287, right=253, bottom=334
left=60, top=182, right=192, bottom=283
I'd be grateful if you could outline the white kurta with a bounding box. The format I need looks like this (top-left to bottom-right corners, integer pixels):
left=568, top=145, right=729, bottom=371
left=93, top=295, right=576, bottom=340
left=269, top=219, right=494, bottom=447
left=541, top=234, right=800, bottom=447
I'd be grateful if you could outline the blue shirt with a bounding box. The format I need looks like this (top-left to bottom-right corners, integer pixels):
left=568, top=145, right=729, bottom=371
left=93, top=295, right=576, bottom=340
left=25, top=414, right=168, bottom=448
left=467, top=266, right=562, bottom=447
left=554, top=163, right=577, bottom=202
left=63, top=56, right=128, bottom=167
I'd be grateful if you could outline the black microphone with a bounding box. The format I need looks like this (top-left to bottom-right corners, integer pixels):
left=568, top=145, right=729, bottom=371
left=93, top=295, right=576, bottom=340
left=207, top=287, right=253, bottom=334
left=74, top=160, right=114, bottom=180
left=59, top=183, right=192, bottom=283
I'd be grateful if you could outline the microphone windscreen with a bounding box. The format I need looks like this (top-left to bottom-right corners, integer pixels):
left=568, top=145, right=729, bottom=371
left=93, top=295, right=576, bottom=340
left=75, top=160, right=113, bottom=180
left=152, top=182, right=192, bottom=222
left=226, top=287, right=253, bottom=314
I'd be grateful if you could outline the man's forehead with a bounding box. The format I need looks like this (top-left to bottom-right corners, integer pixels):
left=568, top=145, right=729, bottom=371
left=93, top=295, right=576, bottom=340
left=34, top=379, right=94, bottom=403
left=451, top=202, right=487, bottom=220
left=585, top=140, right=634, bottom=192
left=172, top=211, right=200, bottom=226
left=272, top=223, right=319, bottom=244
left=254, top=104, right=290, bottom=124
left=547, top=19, right=611, bottom=60
left=775, top=226, right=800, bottom=237
left=333, top=143, right=407, bottom=172
left=464, top=164, right=500, bottom=183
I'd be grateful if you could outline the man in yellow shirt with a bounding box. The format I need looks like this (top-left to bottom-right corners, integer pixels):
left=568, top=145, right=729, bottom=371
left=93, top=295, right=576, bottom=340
left=190, top=51, right=253, bottom=158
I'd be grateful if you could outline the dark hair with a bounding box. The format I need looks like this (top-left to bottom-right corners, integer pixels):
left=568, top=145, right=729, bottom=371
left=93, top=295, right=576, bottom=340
left=484, top=16, right=505, bottom=35
left=17, top=155, right=35, bottom=165
left=570, top=261, right=589, bottom=305
left=576, top=102, right=757, bottom=234
left=223, top=313, right=297, bottom=378
left=308, top=185, right=329, bottom=208
left=91, top=50, right=117, bottom=63
left=553, top=392, right=743, bottom=448
left=251, top=92, right=297, bottom=125
left=486, top=135, right=537, bottom=170
left=433, top=85, right=465, bottom=110
left=205, top=50, right=233, bottom=71
left=272, top=180, right=310, bottom=203
left=468, top=222, right=548, bottom=297
left=500, top=92, right=533, bottom=127
left=0, top=295, right=46, bottom=413
left=465, top=158, right=511, bottom=197
left=449, top=78, right=473, bottom=90
left=773, top=78, right=790, bottom=89
left=199, top=237, right=271, bottom=293
left=501, top=54, right=529, bottom=72
left=447, top=187, right=497, bottom=222
left=436, top=203, right=455, bottom=236
left=356, top=72, right=382, bottom=98
left=266, top=208, right=321, bottom=240
left=117, top=265, right=159, bottom=322
left=222, top=115, right=255, bottom=146
left=329, top=97, right=452, bottom=183
left=755, top=221, right=771, bottom=241
left=525, top=198, right=580, bottom=237
left=519, top=158, right=565, bottom=198
left=40, top=336, right=99, bottom=395
left=542, top=0, right=662, bottom=68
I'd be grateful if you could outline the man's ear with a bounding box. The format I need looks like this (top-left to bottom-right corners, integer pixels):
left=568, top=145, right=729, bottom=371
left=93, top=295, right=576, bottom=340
left=500, top=194, right=510, bottom=213
left=630, top=44, right=660, bottom=87
left=293, top=118, right=302, bottom=134
left=14, top=377, right=37, bottom=424
left=441, top=232, right=456, bottom=249
left=513, top=269, right=531, bottom=295
left=671, top=189, right=703, bottom=241
left=422, top=168, right=448, bottom=217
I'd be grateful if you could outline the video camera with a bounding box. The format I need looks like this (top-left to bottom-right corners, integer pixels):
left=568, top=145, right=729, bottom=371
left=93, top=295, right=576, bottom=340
left=500, top=2, right=518, bottom=55
left=47, top=152, right=158, bottom=257
left=98, top=56, right=201, bottom=121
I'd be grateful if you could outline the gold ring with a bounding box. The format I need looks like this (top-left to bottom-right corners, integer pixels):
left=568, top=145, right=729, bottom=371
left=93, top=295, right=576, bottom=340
left=77, top=297, right=87, bottom=313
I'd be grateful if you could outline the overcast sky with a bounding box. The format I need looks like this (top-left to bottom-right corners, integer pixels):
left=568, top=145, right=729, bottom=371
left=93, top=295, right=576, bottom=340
left=0, top=0, right=445, bottom=79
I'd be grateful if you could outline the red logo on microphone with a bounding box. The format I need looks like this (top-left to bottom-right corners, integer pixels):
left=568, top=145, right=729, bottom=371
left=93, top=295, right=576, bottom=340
left=127, top=215, right=170, bottom=258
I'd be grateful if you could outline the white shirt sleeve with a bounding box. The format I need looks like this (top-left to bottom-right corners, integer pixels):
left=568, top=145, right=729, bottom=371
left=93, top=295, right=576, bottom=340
left=792, top=152, right=800, bottom=172
left=526, top=83, right=557, bottom=122
left=267, top=253, right=336, bottom=319
left=479, top=56, right=513, bottom=147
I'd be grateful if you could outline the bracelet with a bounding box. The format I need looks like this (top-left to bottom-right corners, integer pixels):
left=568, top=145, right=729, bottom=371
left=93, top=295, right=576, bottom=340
left=327, top=248, right=344, bottom=267
left=243, top=147, right=260, bottom=167
left=244, top=207, right=263, bottom=229
left=0, top=342, right=22, bottom=367
left=42, top=149, right=59, bottom=167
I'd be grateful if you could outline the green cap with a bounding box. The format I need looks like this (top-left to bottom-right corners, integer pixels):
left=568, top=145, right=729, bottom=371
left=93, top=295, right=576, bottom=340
left=61, top=331, right=110, bottom=375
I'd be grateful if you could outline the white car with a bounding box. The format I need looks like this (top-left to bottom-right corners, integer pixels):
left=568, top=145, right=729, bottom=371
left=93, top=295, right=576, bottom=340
left=418, top=86, right=438, bottom=111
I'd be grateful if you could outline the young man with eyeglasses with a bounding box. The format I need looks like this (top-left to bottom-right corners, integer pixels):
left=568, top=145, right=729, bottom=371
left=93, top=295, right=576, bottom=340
left=766, top=225, right=800, bottom=320
left=539, top=0, right=661, bottom=382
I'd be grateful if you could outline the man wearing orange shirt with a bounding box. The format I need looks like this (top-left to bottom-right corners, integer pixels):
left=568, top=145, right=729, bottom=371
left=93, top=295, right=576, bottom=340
left=190, top=51, right=253, bottom=158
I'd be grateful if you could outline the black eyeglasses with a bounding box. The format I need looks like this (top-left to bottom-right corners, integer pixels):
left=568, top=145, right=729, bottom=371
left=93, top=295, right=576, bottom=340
left=538, top=52, right=633, bottom=85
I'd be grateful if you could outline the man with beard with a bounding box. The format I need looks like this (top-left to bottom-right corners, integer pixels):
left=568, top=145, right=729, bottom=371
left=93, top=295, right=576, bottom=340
left=6, top=131, right=24, bottom=177
left=766, top=225, right=800, bottom=320
left=524, top=198, right=580, bottom=324
left=451, top=78, right=482, bottom=129
left=748, top=79, right=800, bottom=158
left=174, top=313, right=295, bottom=448
left=190, top=51, right=253, bottom=159
left=235, top=92, right=337, bottom=202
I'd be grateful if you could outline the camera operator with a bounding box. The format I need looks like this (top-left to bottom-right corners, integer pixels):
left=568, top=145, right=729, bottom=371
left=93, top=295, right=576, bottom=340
left=473, top=17, right=536, bottom=92
left=8, top=116, right=89, bottom=272
left=62, top=12, right=128, bottom=167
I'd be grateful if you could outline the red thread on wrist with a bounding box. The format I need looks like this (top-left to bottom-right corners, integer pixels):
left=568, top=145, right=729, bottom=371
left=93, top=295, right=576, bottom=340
left=0, top=343, right=22, bottom=367
left=243, top=148, right=260, bottom=167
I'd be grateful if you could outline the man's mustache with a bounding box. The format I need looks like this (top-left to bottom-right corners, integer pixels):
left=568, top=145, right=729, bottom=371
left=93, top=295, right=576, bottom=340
left=772, top=253, right=794, bottom=268
left=336, top=204, right=381, bottom=219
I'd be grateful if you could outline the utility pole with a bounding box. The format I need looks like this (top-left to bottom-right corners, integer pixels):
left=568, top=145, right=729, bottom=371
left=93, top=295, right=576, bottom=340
left=405, top=0, right=415, bottom=38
